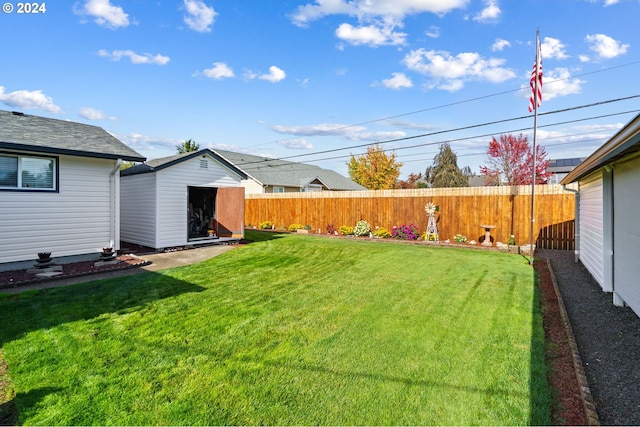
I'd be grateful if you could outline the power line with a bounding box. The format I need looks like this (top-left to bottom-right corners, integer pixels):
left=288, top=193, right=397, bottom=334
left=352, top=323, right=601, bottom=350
left=242, top=59, right=640, bottom=150
left=232, top=98, right=640, bottom=167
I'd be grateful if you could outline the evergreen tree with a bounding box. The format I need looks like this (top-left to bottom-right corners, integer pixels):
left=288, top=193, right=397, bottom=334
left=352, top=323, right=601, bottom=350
left=425, top=143, right=469, bottom=188
left=176, top=139, right=200, bottom=154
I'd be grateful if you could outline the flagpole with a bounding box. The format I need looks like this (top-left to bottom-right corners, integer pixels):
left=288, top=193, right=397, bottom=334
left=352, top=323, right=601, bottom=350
left=529, top=29, right=540, bottom=265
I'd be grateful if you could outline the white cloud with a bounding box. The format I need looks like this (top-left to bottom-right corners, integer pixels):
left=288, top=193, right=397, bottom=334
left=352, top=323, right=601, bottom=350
left=258, top=66, right=286, bottom=83
left=79, top=107, right=116, bottom=120
left=585, top=33, right=629, bottom=59
left=201, top=62, right=234, bottom=79
left=183, top=0, right=217, bottom=33
left=74, top=0, right=129, bottom=29
left=536, top=67, right=585, bottom=102
left=403, top=48, right=515, bottom=91
left=541, top=37, right=569, bottom=60
left=290, top=0, right=466, bottom=48
left=98, top=49, right=170, bottom=65
left=381, top=72, right=413, bottom=89
left=425, top=25, right=440, bottom=38
left=277, top=139, right=313, bottom=149
left=473, top=0, right=501, bottom=22
left=290, top=0, right=468, bottom=27
left=492, top=38, right=510, bottom=51
left=335, top=22, right=406, bottom=46
left=0, top=86, right=62, bottom=113
left=272, top=122, right=405, bottom=141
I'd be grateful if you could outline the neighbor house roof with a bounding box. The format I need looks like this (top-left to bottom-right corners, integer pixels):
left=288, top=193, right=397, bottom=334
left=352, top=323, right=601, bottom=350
left=120, top=148, right=247, bottom=179
left=213, top=149, right=365, bottom=191
left=0, top=110, right=145, bottom=162
left=561, top=112, right=640, bottom=184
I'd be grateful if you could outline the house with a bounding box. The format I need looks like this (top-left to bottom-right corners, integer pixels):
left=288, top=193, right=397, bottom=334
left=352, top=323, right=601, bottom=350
left=120, top=149, right=247, bottom=250
left=213, top=149, right=365, bottom=194
left=0, top=110, right=145, bottom=265
left=561, top=112, right=640, bottom=317
left=547, top=158, right=585, bottom=184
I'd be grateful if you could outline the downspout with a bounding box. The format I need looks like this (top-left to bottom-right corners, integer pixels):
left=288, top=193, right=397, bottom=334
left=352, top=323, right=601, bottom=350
left=110, top=159, right=123, bottom=251
left=563, top=183, right=580, bottom=263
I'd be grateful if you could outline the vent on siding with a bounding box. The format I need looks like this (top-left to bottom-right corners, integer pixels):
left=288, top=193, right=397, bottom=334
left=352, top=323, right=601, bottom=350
left=199, top=159, right=208, bottom=169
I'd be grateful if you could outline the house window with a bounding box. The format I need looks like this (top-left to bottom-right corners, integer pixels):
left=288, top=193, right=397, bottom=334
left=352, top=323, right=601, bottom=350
left=273, top=186, right=285, bottom=193
left=0, top=153, right=57, bottom=191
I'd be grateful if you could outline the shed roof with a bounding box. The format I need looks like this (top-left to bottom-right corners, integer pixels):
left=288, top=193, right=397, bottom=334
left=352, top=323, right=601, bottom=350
left=0, top=110, right=145, bottom=162
left=213, top=149, right=365, bottom=191
left=561, top=112, right=640, bottom=184
left=120, top=148, right=247, bottom=179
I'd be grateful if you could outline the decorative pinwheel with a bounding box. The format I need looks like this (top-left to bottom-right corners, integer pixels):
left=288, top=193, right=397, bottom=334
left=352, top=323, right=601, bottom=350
left=425, top=202, right=437, bottom=215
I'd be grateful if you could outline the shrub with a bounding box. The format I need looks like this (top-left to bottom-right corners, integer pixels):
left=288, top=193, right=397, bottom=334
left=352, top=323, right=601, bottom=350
left=454, top=234, right=467, bottom=243
left=353, top=220, right=371, bottom=236
left=392, top=224, right=420, bottom=241
left=259, top=221, right=273, bottom=230
left=326, top=224, right=337, bottom=235
left=507, top=235, right=516, bottom=245
left=339, top=225, right=354, bottom=235
left=304, top=224, right=312, bottom=230
left=288, top=223, right=305, bottom=232
left=373, top=227, right=391, bottom=238
left=422, top=232, right=438, bottom=241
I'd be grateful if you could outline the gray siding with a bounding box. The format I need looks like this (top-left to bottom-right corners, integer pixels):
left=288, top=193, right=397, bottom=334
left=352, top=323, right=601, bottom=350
left=0, top=153, right=117, bottom=263
left=579, top=170, right=606, bottom=289
left=613, top=155, right=640, bottom=316
left=120, top=172, right=158, bottom=248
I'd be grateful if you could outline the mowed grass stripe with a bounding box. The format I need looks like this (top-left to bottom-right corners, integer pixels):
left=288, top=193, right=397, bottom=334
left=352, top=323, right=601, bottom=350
left=0, top=231, right=550, bottom=425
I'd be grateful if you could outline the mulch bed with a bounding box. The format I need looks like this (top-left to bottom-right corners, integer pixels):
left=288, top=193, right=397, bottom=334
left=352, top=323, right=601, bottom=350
left=0, top=255, right=149, bottom=289
left=535, top=258, right=594, bottom=425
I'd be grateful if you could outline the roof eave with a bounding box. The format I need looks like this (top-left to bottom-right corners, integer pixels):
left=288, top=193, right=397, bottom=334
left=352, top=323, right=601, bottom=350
left=561, top=113, right=640, bottom=184
left=0, top=141, right=146, bottom=162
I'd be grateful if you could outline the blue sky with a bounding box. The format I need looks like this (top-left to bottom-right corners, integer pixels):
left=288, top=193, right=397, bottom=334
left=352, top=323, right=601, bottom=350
left=1, top=0, right=639, bottom=179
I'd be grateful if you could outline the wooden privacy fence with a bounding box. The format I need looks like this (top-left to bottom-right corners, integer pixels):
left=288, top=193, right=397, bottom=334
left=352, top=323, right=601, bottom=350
left=245, top=184, right=578, bottom=250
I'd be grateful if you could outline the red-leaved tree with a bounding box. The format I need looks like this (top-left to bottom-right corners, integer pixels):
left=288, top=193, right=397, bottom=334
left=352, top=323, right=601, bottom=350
left=479, top=133, right=551, bottom=186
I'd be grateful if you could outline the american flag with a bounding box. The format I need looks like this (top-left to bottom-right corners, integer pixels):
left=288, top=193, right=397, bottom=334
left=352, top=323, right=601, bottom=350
left=528, top=38, right=542, bottom=112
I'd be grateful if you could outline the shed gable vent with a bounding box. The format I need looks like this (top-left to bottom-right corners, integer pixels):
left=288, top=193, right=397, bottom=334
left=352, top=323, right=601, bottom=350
left=199, top=159, right=208, bottom=169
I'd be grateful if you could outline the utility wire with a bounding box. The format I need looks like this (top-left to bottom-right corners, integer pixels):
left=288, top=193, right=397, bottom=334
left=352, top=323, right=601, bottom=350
left=232, top=98, right=640, bottom=167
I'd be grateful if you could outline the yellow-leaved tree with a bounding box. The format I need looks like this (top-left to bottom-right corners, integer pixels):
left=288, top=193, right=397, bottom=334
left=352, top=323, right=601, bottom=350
left=347, top=144, right=403, bottom=190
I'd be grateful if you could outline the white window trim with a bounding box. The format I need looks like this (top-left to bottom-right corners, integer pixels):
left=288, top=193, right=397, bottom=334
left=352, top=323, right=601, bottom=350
left=0, top=152, right=58, bottom=192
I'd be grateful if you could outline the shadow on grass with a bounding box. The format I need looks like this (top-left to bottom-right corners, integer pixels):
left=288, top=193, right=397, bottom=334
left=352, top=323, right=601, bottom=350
left=0, top=271, right=205, bottom=346
left=1, top=387, right=61, bottom=426
left=530, top=261, right=553, bottom=426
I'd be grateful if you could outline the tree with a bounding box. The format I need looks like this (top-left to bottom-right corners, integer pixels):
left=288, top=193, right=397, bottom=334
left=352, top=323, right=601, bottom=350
left=176, top=139, right=200, bottom=154
left=396, top=172, right=425, bottom=189
left=347, top=144, right=403, bottom=190
left=479, top=133, right=551, bottom=185
left=425, top=143, right=470, bottom=188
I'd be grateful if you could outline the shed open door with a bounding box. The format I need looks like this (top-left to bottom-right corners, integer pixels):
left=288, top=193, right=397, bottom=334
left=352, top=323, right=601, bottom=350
left=216, top=187, right=245, bottom=238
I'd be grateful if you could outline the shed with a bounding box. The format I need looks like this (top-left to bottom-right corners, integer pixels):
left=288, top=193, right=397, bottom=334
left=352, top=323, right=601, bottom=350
left=120, top=149, right=247, bottom=250
left=0, top=110, right=145, bottom=265
left=561, top=112, right=640, bottom=316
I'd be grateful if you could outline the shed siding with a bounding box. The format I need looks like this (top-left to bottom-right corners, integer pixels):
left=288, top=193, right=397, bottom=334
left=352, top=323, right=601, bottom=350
left=613, top=155, right=640, bottom=316
left=156, top=155, right=241, bottom=248
left=120, top=172, right=158, bottom=248
left=0, top=154, right=116, bottom=263
left=578, top=170, right=605, bottom=289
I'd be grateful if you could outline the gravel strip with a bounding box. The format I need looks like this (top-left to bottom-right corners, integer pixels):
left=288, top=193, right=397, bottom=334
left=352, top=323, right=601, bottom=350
left=539, top=249, right=640, bottom=426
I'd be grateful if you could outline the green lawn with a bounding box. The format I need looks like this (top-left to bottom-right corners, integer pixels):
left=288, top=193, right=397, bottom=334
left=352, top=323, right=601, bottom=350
left=0, top=231, right=550, bottom=425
